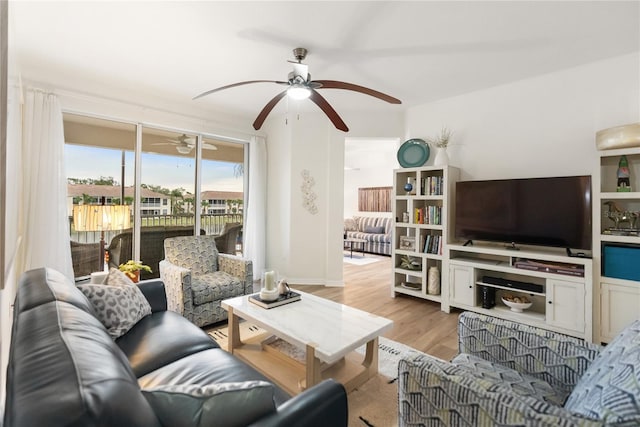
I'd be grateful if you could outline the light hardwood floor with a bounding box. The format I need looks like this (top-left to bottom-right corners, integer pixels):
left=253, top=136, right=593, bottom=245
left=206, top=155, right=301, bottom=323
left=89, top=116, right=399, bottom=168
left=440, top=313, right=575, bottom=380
left=291, top=254, right=461, bottom=361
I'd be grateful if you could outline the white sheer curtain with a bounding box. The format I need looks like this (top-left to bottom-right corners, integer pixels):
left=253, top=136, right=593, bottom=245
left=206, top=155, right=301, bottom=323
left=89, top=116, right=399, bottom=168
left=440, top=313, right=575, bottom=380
left=18, top=88, right=73, bottom=280
left=243, top=136, right=267, bottom=280
left=1, top=81, right=23, bottom=419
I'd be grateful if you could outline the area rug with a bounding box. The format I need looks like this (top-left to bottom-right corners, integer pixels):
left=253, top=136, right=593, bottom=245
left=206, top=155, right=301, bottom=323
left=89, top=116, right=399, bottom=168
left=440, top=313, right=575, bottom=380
left=207, top=322, right=414, bottom=426
left=343, top=255, right=380, bottom=266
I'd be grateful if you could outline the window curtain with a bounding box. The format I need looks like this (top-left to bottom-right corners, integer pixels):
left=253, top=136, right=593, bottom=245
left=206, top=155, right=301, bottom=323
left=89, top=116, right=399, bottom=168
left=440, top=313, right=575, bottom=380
left=243, top=136, right=266, bottom=279
left=18, top=88, right=73, bottom=280
left=1, top=81, right=22, bottom=419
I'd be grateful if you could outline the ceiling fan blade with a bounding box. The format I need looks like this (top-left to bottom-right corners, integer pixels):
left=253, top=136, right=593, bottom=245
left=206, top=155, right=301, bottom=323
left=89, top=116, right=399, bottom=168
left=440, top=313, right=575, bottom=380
left=253, top=90, right=288, bottom=130
left=151, top=142, right=174, bottom=146
left=313, top=80, right=401, bottom=104
left=193, top=80, right=288, bottom=100
left=308, top=89, right=349, bottom=132
left=202, top=143, right=218, bottom=150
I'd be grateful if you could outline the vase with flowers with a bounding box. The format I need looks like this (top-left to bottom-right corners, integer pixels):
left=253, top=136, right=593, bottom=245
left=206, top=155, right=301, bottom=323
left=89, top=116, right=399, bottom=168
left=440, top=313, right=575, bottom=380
left=119, top=260, right=152, bottom=283
left=427, top=127, right=452, bottom=166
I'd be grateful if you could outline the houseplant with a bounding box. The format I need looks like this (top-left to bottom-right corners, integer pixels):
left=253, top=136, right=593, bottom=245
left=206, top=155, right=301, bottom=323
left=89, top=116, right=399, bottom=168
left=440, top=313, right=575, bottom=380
left=118, top=260, right=152, bottom=283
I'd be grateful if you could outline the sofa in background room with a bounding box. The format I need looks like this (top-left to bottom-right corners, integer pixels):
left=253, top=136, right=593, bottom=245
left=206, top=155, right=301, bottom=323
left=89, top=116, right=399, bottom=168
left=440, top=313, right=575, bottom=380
left=344, top=216, right=392, bottom=255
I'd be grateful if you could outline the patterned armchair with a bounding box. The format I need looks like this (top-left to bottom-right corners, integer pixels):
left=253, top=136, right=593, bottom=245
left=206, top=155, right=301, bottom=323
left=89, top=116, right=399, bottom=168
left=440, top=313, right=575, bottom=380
left=159, top=235, right=253, bottom=327
left=399, top=312, right=640, bottom=426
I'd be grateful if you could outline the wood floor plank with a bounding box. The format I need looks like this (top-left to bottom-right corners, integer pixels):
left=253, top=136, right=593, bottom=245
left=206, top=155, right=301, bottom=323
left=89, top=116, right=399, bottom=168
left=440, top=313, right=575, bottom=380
left=292, top=254, right=460, bottom=361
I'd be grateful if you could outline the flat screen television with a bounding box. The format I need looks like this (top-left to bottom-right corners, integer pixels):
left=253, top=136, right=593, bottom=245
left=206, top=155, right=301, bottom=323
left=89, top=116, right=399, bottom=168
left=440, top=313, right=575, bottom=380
left=455, top=175, right=592, bottom=251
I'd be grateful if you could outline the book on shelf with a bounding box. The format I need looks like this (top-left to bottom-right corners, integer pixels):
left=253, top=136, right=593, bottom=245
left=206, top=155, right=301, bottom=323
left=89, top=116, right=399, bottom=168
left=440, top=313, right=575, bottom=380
left=422, top=176, right=443, bottom=196
left=422, top=234, right=442, bottom=254
left=249, top=291, right=301, bottom=309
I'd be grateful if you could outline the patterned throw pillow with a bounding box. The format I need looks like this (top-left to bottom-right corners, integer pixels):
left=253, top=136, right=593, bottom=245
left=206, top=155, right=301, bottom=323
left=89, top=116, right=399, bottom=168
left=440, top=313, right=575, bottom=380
left=344, top=218, right=357, bottom=232
left=564, top=319, right=640, bottom=424
left=142, top=381, right=276, bottom=427
left=78, top=268, right=152, bottom=339
left=104, top=267, right=137, bottom=287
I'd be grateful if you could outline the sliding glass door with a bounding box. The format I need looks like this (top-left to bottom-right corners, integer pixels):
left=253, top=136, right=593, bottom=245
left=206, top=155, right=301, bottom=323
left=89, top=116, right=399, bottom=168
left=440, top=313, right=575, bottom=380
left=64, top=113, right=246, bottom=279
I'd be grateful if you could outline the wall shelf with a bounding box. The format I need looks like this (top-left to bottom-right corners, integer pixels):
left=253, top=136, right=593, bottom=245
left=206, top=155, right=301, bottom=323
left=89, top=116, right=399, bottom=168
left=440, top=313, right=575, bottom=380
left=391, top=165, right=459, bottom=312
left=594, top=148, right=640, bottom=343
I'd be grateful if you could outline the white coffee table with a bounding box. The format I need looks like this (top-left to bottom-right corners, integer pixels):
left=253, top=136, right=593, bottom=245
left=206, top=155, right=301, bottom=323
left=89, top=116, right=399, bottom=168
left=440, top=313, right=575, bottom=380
left=221, top=290, right=393, bottom=395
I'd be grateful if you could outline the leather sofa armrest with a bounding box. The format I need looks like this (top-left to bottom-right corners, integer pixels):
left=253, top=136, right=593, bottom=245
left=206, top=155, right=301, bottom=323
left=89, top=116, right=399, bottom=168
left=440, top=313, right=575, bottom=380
left=137, top=279, right=167, bottom=312
left=248, top=380, right=348, bottom=427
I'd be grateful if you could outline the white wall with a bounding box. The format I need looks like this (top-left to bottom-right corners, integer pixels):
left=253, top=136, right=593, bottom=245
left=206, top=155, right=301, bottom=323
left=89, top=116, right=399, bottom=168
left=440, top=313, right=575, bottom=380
left=264, top=110, right=403, bottom=286
left=406, top=53, right=640, bottom=181
left=344, top=137, right=400, bottom=219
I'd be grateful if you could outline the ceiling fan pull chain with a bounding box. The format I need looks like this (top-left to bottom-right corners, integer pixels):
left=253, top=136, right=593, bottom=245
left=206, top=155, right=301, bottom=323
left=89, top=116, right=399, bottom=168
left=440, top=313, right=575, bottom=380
left=285, top=93, right=289, bottom=126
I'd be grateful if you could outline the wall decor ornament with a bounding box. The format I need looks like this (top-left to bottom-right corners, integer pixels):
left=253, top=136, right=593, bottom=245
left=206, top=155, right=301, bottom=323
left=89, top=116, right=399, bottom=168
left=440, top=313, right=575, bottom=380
left=301, top=169, right=318, bottom=214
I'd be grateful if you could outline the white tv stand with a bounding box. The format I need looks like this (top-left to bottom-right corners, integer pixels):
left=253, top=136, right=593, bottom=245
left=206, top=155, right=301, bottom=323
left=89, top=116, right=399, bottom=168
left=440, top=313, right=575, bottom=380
left=448, top=242, right=593, bottom=342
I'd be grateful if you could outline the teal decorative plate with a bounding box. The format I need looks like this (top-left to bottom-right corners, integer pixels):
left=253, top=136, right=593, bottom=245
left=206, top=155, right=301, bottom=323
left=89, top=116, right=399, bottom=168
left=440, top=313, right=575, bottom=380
left=397, top=139, right=430, bottom=168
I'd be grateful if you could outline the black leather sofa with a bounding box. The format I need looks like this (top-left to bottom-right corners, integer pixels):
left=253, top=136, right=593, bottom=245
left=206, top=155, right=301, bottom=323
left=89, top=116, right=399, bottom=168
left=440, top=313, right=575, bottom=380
left=3, top=268, right=348, bottom=427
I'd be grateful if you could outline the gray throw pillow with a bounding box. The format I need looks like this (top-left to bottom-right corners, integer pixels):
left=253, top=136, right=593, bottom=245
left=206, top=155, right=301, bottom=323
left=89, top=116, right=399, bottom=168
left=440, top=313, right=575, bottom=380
left=78, top=268, right=152, bottom=339
left=142, top=381, right=277, bottom=427
left=364, top=225, right=385, bottom=234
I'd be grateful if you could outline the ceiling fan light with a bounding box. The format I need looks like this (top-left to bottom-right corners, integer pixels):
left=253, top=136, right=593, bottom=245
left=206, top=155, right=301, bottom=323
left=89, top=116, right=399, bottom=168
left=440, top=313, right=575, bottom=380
left=288, top=86, right=311, bottom=100
left=176, top=145, right=192, bottom=155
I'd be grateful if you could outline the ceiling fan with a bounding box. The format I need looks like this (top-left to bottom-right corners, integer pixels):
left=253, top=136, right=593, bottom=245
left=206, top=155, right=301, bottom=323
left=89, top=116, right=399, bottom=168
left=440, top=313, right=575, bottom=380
left=152, top=134, right=217, bottom=155
left=193, top=48, right=401, bottom=132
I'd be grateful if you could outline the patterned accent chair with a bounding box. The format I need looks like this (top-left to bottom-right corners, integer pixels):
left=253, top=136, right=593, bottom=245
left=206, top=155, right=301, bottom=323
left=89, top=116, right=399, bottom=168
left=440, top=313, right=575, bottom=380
left=398, top=312, right=640, bottom=426
left=159, top=235, right=253, bottom=327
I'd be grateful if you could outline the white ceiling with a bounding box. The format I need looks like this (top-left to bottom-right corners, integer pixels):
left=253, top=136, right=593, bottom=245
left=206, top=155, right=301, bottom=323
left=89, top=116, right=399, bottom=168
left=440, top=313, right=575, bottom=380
left=9, top=1, right=640, bottom=128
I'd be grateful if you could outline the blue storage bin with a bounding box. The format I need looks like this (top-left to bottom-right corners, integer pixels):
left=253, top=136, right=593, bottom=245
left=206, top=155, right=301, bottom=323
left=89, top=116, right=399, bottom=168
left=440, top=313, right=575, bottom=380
left=603, top=243, right=640, bottom=281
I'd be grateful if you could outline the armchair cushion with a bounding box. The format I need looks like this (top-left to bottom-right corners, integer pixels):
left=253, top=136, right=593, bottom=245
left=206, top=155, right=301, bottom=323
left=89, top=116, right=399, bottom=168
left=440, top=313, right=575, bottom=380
left=564, top=319, right=640, bottom=424
left=192, top=272, right=244, bottom=305
left=142, top=381, right=276, bottom=427
left=451, top=353, right=567, bottom=406
left=164, top=235, right=218, bottom=274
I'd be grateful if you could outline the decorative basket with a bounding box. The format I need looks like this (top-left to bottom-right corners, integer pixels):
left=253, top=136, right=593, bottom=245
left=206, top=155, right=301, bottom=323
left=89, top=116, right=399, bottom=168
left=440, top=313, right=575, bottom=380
left=596, top=123, right=640, bottom=150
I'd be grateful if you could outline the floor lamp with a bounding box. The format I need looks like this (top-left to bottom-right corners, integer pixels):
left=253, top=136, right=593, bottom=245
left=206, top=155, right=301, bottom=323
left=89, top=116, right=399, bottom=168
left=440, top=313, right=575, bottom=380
left=73, top=204, right=131, bottom=271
